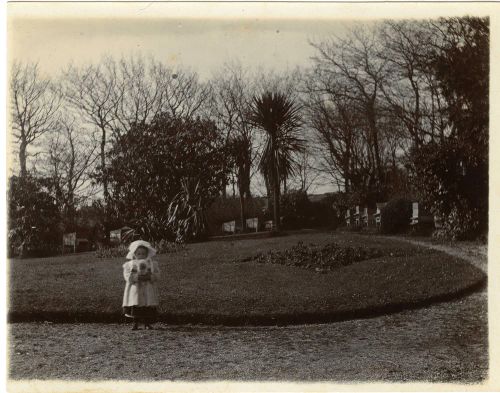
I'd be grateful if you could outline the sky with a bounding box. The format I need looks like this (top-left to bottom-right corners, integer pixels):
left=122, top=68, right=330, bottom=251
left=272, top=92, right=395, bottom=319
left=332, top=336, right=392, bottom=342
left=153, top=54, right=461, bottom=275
left=8, top=14, right=350, bottom=81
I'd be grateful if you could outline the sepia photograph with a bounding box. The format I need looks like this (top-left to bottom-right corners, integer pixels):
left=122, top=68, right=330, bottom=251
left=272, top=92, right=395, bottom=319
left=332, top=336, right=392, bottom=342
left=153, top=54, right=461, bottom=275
left=5, top=2, right=497, bottom=391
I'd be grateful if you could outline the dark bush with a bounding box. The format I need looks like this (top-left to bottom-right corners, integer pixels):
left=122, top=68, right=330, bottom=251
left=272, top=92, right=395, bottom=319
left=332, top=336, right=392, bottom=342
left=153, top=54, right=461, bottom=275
left=321, top=193, right=347, bottom=229
left=151, top=239, right=186, bottom=254
left=95, top=244, right=129, bottom=259
left=205, top=196, right=267, bottom=235
left=8, top=175, right=62, bottom=258
left=308, top=200, right=335, bottom=228
left=380, top=198, right=412, bottom=234
left=95, top=239, right=186, bottom=258
left=412, top=141, right=488, bottom=240
left=107, top=114, right=229, bottom=241
left=280, top=191, right=337, bottom=229
left=280, top=190, right=311, bottom=229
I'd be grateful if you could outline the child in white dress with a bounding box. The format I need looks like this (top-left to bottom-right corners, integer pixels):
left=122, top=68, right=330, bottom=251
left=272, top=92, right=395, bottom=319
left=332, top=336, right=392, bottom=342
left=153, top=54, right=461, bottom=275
left=122, top=240, right=160, bottom=330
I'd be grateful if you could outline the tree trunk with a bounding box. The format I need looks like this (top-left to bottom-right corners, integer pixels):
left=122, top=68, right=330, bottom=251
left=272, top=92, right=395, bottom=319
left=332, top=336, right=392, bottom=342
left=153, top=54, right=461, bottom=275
left=273, top=179, right=281, bottom=231
left=100, top=127, right=110, bottom=243
left=264, top=175, right=271, bottom=201
left=239, top=187, right=246, bottom=233
left=272, top=135, right=281, bottom=231
left=221, top=179, right=227, bottom=199
left=221, top=162, right=228, bottom=198
left=19, top=139, right=27, bottom=178
left=368, top=105, right=384, bottom=185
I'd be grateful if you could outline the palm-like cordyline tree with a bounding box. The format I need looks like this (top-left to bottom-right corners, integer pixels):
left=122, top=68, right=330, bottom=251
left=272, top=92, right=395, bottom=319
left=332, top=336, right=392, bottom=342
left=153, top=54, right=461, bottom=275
left=250, top=91, right=304, bottom=231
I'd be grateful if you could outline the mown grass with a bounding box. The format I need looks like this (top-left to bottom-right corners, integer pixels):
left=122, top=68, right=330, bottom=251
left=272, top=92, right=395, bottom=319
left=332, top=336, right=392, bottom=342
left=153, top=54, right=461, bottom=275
left=8, top=231, right=486, bottom=325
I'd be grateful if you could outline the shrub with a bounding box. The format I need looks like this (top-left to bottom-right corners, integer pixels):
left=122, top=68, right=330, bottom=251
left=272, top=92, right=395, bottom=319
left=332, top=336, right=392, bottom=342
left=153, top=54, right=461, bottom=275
left=95, top=239, right=186, bottom=259
left=10, top=244, right=64, bottom=259
left=8, top=175, right=62, bottom=257
left=280, top=190, right=311, bottom=229
left=95, top=244, right=128, bottom=259
left=205, top=196, right=267, bottom=235
left=107, top=114, right=229, bottom=242
left=412, top=141, right=488, bottom=240
left=151, top=239, right=186, bottom=254
left=380, top=198, right=412, bottom=234
left=167, top=177, right=211, bottom=242
left=432, top=198, right=483, bottom=241
left=320, top=193, right=346, bottom=229
left=308, top=199, right=336, bottom=228
left=279, top=191, right=337, bottom=229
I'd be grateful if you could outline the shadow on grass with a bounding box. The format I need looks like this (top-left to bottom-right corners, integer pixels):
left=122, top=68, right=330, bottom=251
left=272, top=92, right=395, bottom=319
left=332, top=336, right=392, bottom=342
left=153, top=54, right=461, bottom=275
left=8, top=276, right=486, bottom=326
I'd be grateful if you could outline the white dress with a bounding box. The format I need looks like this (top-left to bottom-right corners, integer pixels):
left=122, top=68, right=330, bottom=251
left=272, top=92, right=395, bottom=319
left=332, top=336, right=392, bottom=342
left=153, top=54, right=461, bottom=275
left=122, top=258, right=160, bottom=307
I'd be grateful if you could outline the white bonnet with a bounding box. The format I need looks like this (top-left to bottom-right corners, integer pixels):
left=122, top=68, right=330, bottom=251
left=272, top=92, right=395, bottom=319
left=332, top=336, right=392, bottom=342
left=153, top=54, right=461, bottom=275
left=126, top=240, right=157, bottom=260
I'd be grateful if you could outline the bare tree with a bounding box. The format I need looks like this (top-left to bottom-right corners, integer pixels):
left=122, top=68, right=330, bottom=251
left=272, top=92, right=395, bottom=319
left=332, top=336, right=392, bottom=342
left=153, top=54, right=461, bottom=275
left=157, top=64, right=211, bottom=120
left=378, top=21, right=449, bottom=150
left=63, top=57, right=122, bottom=239
left=310, top=27, right=389, bottom=189
left=44, top=117, right=98, bottom=230
left=288, top=143, right=324, bottom=193
left=113, top=55, right=211, bottom=135
left=303, top=69, right=364, bottom=194
left=10, top=61, right=61, bottom=178
left=112, top=55, right=161, bottom=133
left=210, top=61, right=257, bottom=229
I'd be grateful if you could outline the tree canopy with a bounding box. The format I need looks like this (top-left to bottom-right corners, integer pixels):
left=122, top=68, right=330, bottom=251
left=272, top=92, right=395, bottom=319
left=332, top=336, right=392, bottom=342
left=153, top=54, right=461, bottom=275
left=107, top=113, right=228, bottom=240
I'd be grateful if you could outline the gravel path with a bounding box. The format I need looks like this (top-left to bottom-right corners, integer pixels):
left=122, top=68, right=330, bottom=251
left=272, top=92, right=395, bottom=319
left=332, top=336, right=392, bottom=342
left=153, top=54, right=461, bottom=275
left=385, top=237, right=488, bottom=272
left=8, top=239, right=488, bottom=382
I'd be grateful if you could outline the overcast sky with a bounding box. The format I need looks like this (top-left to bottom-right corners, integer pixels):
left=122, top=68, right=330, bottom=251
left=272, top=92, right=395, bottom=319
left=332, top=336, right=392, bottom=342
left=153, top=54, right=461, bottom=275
left=9, top=16, right=352, bottom=80
left=10, top=0, right=484, bottom=77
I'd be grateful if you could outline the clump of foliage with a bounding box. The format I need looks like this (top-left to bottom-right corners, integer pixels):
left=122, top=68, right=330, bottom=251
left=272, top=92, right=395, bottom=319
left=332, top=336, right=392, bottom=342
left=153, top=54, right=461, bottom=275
left=280, top=190, right=311, bottom=229
left=242, top=241, right=434, bottom=273
left=279, top=191, right=337, bottom=230
left=95, top=243, right=129, bottom=259
left=205, top=197, right=267, bottom=235
left=413, top=142, right=487, bottom=240
left=244, top=241, right=387, bottom=272
left=412, top=17, right=488, bottom=240
left=433, top=199, right=483, bottom=241
left=380, top=198, right=412, bottom=234
left=95, top=238, right=186, bottom=258
left=107, top=113, right=229, bottom=241
left=308, top=198, right=337, bottom=228
left=8, top=175, right=62, bottom=257
left=150, top=239, right=186, bottom=254
left=167, top=177, right=210, bottom=242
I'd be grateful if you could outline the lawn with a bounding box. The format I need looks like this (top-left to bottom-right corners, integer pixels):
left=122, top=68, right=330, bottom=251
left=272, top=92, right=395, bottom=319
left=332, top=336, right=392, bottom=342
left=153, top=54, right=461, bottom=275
left=8, top=231, right=486, bottom=325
